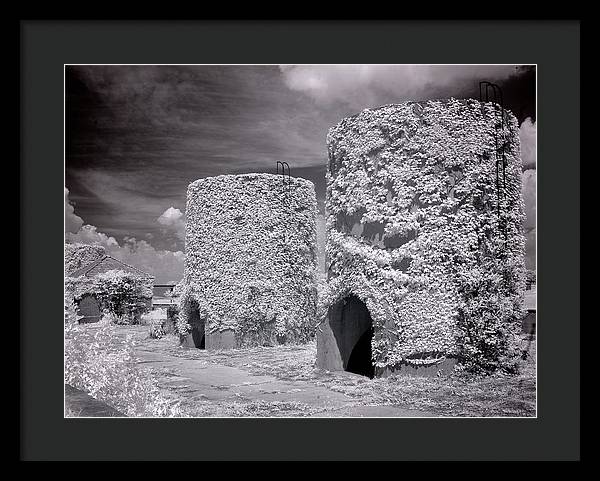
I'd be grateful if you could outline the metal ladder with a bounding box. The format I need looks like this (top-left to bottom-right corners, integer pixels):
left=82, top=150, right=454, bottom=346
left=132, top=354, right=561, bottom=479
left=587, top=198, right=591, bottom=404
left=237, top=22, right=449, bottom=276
left=479, top=81, right=509, bottom=246
left=276, top=161, right=291, bottom=198
left=275, top=161, right=293, bottom=272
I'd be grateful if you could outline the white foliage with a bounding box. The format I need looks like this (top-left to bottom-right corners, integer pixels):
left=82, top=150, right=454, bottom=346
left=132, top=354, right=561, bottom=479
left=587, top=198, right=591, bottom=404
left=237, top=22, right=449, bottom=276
left=64, top=243, right=106, bottom=275
left=325, top=99, right=527, bottom=370
left=180, top=173, right=318, bottom=346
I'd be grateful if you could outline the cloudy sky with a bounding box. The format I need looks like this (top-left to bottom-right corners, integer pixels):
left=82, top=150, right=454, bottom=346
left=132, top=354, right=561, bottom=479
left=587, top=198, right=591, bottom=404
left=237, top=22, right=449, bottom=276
left=65, top=65, right=536, bottom=283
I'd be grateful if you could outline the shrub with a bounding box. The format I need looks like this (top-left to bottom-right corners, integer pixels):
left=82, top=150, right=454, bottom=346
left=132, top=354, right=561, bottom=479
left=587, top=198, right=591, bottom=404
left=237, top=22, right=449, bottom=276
left=454, top=259, right=524, bottom=374
left=66, top=269, right=152, bottom=325
left=164, top=304, right=179, bottom=336
left=175, top=290, right=194, bottom=336
left=167, top=304, right=179, bottom=323
left=64, top=322, right=184, bottom=417
left=525, top=269, right=536, bottom=288
left=99, top=311, right=127, bottom=325
left=149, top=321, right=166, bottom=339
left=94, top=270, right=151, bottom=324
left=64, top=289, right=82, bottom=325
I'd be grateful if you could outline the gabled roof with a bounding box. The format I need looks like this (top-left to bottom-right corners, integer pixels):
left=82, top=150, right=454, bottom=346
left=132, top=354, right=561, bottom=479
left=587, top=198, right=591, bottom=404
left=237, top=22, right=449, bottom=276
left=69, top=255, right=153, bottom=279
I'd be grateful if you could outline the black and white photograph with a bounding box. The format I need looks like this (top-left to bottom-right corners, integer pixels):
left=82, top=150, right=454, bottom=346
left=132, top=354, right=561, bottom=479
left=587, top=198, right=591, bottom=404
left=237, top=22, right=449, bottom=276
left=63, top=64, right=537, bottom=418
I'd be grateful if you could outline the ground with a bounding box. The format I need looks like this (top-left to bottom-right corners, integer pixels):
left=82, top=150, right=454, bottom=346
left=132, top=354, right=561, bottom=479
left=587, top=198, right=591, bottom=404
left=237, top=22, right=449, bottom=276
left=64, top=384, right=124, bottom=417
left=66, top=323, right=536, bottom=417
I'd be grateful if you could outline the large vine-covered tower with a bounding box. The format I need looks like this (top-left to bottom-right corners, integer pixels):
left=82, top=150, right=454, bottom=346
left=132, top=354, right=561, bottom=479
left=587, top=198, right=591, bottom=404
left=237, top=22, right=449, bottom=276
left=316, top=99, right=527, bottom=377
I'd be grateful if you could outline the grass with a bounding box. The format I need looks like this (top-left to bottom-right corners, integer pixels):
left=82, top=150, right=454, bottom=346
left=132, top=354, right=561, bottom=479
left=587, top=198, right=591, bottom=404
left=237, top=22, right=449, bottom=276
left=68, top=322, right=536, bottom=417
left=318, top=366, right=536, bottom=417
left=64, top=405, right=84, bottom=417
left=117, top=325, right=536, bottom=417
left=163, top=396, right=318, bottom=418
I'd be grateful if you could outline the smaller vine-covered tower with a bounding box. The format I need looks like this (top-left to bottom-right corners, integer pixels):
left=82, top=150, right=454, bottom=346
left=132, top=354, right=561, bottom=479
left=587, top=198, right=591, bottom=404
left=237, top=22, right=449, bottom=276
left=179, top=173, right=318, bottom=349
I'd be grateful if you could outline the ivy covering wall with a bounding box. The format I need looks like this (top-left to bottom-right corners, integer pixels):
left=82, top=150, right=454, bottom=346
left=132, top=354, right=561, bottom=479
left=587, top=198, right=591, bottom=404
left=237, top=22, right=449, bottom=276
left=179, top=173, right=318, bottom=347
left=65, top=269, right=153, bottom=323
left=323, top=99, right=527, bottom=373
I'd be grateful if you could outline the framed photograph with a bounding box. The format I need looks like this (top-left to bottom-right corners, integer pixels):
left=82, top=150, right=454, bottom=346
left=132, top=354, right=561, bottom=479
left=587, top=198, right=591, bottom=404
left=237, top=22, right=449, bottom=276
left=21, top=20, right=580, bottom=461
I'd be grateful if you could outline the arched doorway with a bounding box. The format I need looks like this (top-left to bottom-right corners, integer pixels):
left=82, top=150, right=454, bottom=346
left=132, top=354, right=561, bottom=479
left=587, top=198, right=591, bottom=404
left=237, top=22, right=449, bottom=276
left=77, top=294, right=101, bottom=324
left=329, top=295, right=375, bottom=378
left=188, top=307, right=205, bottom=349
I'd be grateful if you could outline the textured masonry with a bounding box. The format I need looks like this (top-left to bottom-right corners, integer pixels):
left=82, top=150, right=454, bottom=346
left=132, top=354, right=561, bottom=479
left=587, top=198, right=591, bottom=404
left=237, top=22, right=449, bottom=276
left=179, top=173, right=318, bottom=349
left=316, top=99, right=527, bottom=376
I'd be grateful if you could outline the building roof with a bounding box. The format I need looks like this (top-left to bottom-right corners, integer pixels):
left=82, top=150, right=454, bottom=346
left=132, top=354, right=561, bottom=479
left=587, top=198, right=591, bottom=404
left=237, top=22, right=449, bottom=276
left=69, top=255, right=153, bottom=280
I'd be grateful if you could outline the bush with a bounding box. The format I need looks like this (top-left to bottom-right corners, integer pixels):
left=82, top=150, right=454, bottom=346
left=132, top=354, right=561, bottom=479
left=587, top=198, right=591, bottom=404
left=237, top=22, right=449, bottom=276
left=525, top=269, right=536, bottom=288
left=149, top=322, right=166, bottom=339
left=66, top=269, right=152, bottom=325
left=99, top=311, right=128, bottom=325
left=64, top=289, right=82, bottom=325
left=94, top=270, right=151, bottom=324
left=64, top=322, right=184, bottom=417
left=167, top=304, right=179, bottom=323
left=174, top=294, right=193, bottom=336
left=454, top=261, right=524, bottom=374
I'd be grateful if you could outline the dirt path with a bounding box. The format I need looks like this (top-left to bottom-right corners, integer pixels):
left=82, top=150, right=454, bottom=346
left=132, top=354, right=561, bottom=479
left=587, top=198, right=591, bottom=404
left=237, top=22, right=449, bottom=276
left=132, top=340, right=435, bottom=417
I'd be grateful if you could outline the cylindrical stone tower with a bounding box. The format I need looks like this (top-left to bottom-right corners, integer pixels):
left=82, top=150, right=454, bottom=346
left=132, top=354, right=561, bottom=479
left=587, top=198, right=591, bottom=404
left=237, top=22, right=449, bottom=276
left=316, top=99, right=526, bottom=377
left=179, top=173, right=318, bottom=349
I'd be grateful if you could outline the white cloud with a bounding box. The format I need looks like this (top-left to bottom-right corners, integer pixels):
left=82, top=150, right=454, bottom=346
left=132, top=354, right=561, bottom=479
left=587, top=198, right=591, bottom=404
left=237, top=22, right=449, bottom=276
left=157, top=206, right=185, bottom=240
left=520, top=117, right=536, bottom=170
left=66, top=224, right=119, bottom=247
left=65, top=188, right=84, bottom=234
left=157, top=206, right=183, bottom=225
left=280, top=65, right=518, bottom=108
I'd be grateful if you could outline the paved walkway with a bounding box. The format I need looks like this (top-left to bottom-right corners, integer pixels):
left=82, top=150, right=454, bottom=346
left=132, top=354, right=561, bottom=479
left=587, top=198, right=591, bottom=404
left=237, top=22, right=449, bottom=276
left=133, top=344, right=434, bottom=417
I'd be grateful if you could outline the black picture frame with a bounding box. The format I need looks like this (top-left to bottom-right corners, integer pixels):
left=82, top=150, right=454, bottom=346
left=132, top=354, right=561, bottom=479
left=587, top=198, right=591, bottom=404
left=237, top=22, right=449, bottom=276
left=20, top=20, right=580, bottom=461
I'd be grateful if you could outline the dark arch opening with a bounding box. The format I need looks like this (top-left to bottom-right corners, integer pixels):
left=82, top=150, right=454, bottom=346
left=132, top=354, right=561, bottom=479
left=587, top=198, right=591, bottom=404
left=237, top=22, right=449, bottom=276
left=329, top=295, right=375, bottom=379
left=189, top=307, right=206, bottom=349
left=346, top=326, right=375, bottom=378
left=77, top=294, right=101, bottom=324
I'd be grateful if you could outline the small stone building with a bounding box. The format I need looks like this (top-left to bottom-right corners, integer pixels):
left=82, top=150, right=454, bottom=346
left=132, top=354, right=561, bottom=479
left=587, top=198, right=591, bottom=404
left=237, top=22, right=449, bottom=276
left=316, top=99, right=527, bottom=377
left=179, top=173, right=318, bottom=349
left=67, top=252, right=154, bottom=323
